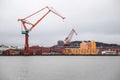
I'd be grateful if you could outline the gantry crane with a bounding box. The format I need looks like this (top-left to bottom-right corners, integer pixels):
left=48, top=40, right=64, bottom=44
left=18, top=6, right=65, bottom=53
left=64, top=29, right=77, bottom=45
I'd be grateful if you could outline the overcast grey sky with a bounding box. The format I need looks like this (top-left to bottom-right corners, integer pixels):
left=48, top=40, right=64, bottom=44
left=0, top=0, right=120, bottom=47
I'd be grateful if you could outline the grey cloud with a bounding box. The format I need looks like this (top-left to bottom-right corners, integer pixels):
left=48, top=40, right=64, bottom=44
left=0, top=0, right=120, bottom=47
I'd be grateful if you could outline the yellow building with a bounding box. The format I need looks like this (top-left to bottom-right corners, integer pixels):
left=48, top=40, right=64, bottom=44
left=63, top=41, right=98, bottom=55
left=88, top=41, right=96, bottom=49
left=80, top=41, right=88, bottom=49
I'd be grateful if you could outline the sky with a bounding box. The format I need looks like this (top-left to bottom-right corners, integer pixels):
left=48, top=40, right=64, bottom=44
left=0, top=0, right=120, bottom=47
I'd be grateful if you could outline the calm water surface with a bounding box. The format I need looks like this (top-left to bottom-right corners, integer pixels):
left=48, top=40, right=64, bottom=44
left=0, top=56, right=120, bottom=80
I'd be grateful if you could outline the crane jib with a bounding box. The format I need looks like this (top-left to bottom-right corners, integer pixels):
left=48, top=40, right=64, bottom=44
left=18, top=6, right=65, bottom=53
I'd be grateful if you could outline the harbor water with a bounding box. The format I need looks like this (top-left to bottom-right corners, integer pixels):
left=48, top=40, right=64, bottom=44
left=0, top=56, right=120, bottom=80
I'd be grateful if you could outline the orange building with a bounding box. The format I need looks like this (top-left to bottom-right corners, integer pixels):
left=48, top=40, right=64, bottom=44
left=63, top=41, right=98, bottom=55
left=80, top=41, right=88, bottom=49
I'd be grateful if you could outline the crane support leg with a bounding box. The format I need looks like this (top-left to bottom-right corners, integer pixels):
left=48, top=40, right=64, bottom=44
left=24, top=34, right=29, bottom=54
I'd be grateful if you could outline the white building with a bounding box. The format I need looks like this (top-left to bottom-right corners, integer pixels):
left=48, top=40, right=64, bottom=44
left=0, top=45, right=17, bottom=51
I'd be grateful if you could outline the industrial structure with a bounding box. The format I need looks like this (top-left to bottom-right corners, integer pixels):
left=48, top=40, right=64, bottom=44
left=1, top=41, right=120, bottom=55
left=63, top=41, right=98, bottom=55
left=18, top=6, right=65, bottom=54
left=1, top=7, right=120, bottom=56
left=64, top=29, right=77, bottom=46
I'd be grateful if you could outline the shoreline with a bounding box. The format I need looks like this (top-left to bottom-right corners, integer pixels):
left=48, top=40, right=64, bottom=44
left=0, top=54, right=119, bottom=56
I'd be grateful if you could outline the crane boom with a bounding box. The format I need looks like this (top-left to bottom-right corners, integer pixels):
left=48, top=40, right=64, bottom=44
left=30, top=10, right=51, bottom=31
left=64, top=29, right=77, bottom=45
left=18, top=6, right=65, bottom=54
left=18, top=6, right=65, bottom=31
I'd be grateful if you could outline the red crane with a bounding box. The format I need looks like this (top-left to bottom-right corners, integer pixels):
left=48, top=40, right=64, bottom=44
left=64, top=29, right=77, bottom=45
left=18, top=6, right=65, bottom=54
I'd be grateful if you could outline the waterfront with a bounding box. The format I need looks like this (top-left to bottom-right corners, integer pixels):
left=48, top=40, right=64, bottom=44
left=0, top=56, right=120, bottom=80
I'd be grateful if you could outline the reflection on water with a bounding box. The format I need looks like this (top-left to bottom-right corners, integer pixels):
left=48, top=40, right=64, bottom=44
left=0, top=56, right=120, bottom=80
left=18, top=60, right=29, bottom=80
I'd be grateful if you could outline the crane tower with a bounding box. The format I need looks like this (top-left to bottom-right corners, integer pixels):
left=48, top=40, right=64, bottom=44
left=18, top=6, right=65, bottom=54
left=64, top=29, right=77, bottom=46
